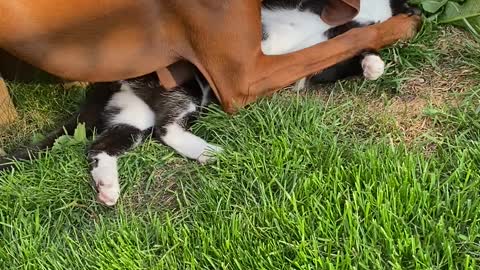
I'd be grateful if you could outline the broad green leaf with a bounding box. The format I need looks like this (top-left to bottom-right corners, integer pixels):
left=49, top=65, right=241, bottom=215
left=73, top=123, right=87, bottom=142
left=52, top=135, right=72, bottom=151
left=421, top=0, right=448, bottom=13
left=438, top=0, right=480, bottom=36
left=52, top=123, right=88, bottom=150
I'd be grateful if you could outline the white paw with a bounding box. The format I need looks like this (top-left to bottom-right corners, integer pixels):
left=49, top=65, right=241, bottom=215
left=90, top=152, right=120, bottom=206
left=362, top=54, right=385, bottom=80
left=197, top=144, right=223, bottom=164
left=96, top=184, right=120, bottom=206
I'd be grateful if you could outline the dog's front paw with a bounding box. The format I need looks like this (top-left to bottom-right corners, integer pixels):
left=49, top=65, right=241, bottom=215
left=197, top=144, right=223, bottom=165
left=362, top=54, right=385, bottom=80
left=374, top=14, right=422, bottom=47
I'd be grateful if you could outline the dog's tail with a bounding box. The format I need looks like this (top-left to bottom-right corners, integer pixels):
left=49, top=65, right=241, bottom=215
left=0, top=114, right=87, bottom=171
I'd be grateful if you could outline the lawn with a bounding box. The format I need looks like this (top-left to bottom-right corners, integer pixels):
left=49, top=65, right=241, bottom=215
left=1, top=23, right=480, bottom=269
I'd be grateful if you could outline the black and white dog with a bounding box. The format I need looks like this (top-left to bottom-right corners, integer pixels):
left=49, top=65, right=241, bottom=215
left=262, top=0, right=417, bottom=87
left=0, top=0, right=418, bottom=205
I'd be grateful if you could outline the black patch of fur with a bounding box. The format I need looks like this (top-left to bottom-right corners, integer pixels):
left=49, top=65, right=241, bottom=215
left=0, top=70, right=214, bottom=172
left=262, top=0, right=328, bottom=14
left=88, top=125, right=147, bottom=157
left=262, top=0, right=416, bottom=85
left=390, top=0, right=418, bottom=16
left=324, top=21, right=366, bottom=39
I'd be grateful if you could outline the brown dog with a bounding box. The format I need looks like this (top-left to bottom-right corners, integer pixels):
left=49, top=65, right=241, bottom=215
left=0, top=0, right=420, bottom=113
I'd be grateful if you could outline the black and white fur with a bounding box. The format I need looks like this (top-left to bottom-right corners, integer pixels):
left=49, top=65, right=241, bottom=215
left=88, top=74, right=223, bottom=205
left=261, top=0, right=418, bottom=88
left=0, top=73, right=222, bottom=206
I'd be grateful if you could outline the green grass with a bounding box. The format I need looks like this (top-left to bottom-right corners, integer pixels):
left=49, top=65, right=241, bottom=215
left=0, top=83, right=85, bottom=152
left=1, top=24, right=480, bottom=269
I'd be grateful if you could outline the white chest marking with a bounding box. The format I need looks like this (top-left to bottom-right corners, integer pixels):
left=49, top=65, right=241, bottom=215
left=107, top=83, right=155, bottom=130
left=260, top=0, right=393, bottom=55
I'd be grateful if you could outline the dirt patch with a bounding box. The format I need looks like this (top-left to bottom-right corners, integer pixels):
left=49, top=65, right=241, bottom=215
left=122, top=158, right=191, bottom=213
left=376, top=64, right=476, bottom=142
left=125, top=171, right=179, bottom=212
left=299, top=27, right=480, bottom=144
left=373, top=27, right=478, bottom=142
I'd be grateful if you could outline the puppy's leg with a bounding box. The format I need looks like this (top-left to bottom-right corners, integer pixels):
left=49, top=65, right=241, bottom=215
left=306, top=52, right=385, bottom=87
left=156, top=124, right=222, bottom=164
left=154, top=104, right=222, bottom=164
left=306, top=56, right=363, bottom=85
left=88, top=125, right=147, bottom=206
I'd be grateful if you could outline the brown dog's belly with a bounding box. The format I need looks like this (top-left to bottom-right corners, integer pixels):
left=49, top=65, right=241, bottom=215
left=0, top=0, right=179, bottom=81
left=19, top=40, right=176, bottom=82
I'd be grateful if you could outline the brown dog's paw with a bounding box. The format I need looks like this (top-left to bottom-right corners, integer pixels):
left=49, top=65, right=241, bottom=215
left=403, top=14, right=422, bottom=40
left=374, top=14, right=422, bottom=48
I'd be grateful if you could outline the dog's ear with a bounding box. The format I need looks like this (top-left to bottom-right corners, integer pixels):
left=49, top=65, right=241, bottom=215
left=321, top=0, right=360, bottom=26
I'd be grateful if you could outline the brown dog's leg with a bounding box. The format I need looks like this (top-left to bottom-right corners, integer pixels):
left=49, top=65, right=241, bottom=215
left=198, top=3, right=420, bottom=113
left=250, top=14, right=421, bottom=95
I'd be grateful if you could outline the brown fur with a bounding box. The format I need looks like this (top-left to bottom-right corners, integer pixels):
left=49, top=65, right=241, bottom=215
left=0, top=0, right=420, bottom=113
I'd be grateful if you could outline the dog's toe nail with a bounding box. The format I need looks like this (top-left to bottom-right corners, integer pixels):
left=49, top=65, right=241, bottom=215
left=407, top=7, right=422, bottom=17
